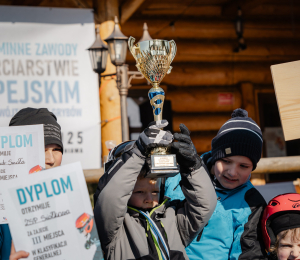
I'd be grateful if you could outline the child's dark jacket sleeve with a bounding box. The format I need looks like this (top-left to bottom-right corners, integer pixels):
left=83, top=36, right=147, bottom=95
left=93, top=145, right=145, bottom=247
left=232, top=187, right=268, bottom=260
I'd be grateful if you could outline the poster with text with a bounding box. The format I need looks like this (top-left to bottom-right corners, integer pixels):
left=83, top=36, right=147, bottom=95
left=0, top=124, right=45, bottom=224
left=0, top=162, right=103, bottom=260
left=0, top=6, right=101, bottom=169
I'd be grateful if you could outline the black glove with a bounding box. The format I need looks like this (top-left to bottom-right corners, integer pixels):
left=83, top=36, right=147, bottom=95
left=170, top=124, right=202, bottom=174
left=137, top=120, right=173, bottom=155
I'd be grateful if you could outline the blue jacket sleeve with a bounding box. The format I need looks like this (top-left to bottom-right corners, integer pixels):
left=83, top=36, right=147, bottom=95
left=230, top=188, right=268, bottom=260
left=164, top=151, right=212, bottom=201
left=0, top=224, right=12, bottom=260
left=164, top=173, right=185, bottom=201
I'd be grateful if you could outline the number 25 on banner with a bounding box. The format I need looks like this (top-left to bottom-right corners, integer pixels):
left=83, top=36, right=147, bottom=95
left=62, top=132, right=83, bottom=145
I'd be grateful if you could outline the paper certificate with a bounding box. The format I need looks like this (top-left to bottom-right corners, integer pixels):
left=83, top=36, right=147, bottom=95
left=0, top=125, right=45, bottom=224
left=0, top=162, right=103, bottom=260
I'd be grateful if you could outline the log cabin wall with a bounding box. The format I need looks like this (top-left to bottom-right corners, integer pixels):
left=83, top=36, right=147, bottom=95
left=121, top=0, right=300, bottom=159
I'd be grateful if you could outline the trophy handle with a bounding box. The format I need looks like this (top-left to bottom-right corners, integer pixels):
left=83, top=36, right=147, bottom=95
left=128, top=36, right=137, bottom=59
left=168, top=40, right=177, bottom=64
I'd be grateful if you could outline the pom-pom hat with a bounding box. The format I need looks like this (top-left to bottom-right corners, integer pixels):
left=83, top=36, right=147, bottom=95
left=211, top=108, right=263, bottom=170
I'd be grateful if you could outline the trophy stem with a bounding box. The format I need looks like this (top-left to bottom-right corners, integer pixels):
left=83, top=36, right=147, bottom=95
left=148, top=84, right=165, bottom=122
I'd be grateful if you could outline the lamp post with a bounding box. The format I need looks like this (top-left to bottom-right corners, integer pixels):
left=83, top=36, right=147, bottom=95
left=88, top=18, right=149, bottom=142
left=87, top=27, right=108, bottom=84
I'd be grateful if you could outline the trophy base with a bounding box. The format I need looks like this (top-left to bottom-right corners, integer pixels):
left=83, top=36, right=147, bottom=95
left=146, top=154, right=180, bottom=178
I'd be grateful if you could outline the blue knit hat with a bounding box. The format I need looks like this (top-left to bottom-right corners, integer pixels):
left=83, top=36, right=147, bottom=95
left=211, top=108, right=263, bottom=170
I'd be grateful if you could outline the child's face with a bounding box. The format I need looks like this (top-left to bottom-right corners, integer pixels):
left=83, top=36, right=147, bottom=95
left=277, top=230, right=300, bottom=260
left=213, top=155, right=253, bottom=189
left=45, top=144, right=63, bottom=169
left=128, top=178, right=160, bottom=210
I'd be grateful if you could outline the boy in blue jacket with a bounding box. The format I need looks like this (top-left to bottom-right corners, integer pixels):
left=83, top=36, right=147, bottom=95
left=165, top=108, right=268, bottom=260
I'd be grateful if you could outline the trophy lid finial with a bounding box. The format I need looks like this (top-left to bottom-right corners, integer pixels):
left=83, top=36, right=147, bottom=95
left=138, top=23, right=153, bottom=43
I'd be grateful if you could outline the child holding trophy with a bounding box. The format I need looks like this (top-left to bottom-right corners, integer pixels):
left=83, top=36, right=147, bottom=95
left=94, top=36, right=215, bottom=260
left=94, top=120, right=217, bottom=260
left=165, top=108, right=268, bottom=260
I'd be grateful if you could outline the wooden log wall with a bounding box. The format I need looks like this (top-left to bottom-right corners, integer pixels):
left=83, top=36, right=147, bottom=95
left=124, top=9, right=300, bottom=159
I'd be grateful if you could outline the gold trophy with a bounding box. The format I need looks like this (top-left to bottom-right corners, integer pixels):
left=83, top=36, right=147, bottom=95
left=128, top=37, right=179, bottom=178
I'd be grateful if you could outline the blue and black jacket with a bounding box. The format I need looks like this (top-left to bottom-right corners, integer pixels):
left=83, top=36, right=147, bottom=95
left=0, top=224, right=11, bottom=260
left=165, top=151, right=268, bottom=260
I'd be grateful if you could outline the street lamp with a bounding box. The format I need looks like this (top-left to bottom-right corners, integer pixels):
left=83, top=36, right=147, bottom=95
left=88, top=18, right=148, bottom=142
left=138, top=23, right=153, bottom=42
left=104, top=16, right=128, bottom=66
left=87, top=27, right=108, bottom=75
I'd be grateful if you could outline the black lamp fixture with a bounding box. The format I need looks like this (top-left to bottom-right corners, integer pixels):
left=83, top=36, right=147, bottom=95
left=87, top=27, right=108, bottom=74
left=234, top=7, right=247, bottom=53
left=104, top=16, right=128, bottom=67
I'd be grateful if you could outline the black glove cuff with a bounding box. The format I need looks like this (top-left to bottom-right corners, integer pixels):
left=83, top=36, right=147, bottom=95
left=180, top=156, right=204, bottom=176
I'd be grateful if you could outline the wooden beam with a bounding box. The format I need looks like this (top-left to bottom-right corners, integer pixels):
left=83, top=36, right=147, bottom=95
left=83, top=156, right=300, bottom=184
left=70, top=0, right=91, bottom=8
left=122, top=18, right=300, bottom=40
left=241, top=82, right=256, bottom=120
left=249, top=4, right=300, bottom=16
left=84, top=168, right=104, bottom=183
left=93, top=1, right=122, bottom=159
left=129, top=62, right=273, bottom=87
left=253, top=156, right=300, bottom=175
left=12, top=0, right=43, bottom=5
left=120, top=0, right=145, bottom=25
left=142, top=4, right=221, bottom=16
left=93, top=0, right=118, bottom=24
left=190, top=132, right=215, bottom=154
left=167, top=88, right=242, bottom=113
left=173, top=114, right=230, bottom=132
left=222, top=0, right=270, bottom=16
left=126, top=39, right=300, bottom=63
left=241, top=82, right=265, bottom=184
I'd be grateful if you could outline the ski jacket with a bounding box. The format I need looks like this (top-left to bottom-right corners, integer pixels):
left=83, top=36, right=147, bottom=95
left=94, top=144, right=217, bottom=260
left=0, top=224, right=11, bottom=260
left=165, top=151, right=268, bottom=260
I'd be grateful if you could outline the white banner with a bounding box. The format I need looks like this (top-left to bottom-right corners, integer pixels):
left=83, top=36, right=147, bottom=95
left=0, top=162, right=103, bottom=260
left=0, top=6, right=101, bottom=169
left=0, top=124, right=45, bottom=224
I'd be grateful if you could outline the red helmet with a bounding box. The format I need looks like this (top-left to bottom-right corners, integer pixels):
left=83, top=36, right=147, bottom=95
left=76, top=213, right=94, bottom=234
left=261, top=193, right=300, bottom=252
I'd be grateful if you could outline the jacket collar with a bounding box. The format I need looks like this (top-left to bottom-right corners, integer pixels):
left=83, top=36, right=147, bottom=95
left=127, top=197, right=169, bottom=218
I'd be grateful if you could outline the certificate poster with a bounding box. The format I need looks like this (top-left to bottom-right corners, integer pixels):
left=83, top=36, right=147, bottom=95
left=0, top=6, right=101, bottom=169
left=0, top=124, right=45, bottom=224
left=0, top=162, right=103, bottom=260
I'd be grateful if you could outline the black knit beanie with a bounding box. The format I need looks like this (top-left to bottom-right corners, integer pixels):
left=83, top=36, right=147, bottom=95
left=211, top=108, right=262, bottom=170
left=9, top=108, right=63, bottom=153
left=270, top=213, right=300, bottom=237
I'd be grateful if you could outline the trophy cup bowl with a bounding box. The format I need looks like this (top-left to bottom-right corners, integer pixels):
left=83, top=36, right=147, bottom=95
left=128, top=37, right=179, bottom=178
